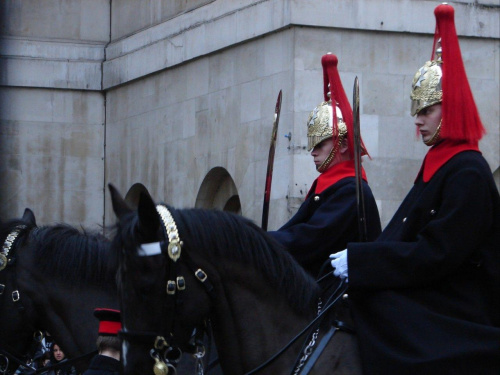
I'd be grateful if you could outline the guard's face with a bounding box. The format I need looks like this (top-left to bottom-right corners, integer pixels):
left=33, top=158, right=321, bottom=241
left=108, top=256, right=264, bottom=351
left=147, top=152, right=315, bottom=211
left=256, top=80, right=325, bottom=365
left=415, top=103, right=442, bottom=143
left=311, top=137, right=334, bottom=168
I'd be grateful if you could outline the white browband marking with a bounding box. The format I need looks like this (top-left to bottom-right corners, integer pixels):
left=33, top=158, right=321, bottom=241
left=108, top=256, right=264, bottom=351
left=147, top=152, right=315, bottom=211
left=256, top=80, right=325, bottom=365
left=138, top=242, right=162, bottom=257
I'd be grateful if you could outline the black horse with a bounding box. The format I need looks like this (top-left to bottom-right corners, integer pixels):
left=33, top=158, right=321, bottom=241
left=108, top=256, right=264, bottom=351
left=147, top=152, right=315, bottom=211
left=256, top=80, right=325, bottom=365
left=109, top=184, right=362, bottom=375
left=0, top=208, right=118, bottom=374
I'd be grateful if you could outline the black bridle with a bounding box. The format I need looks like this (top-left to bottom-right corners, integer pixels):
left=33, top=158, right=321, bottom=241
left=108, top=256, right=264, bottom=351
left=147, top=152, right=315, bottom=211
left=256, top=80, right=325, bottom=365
left=0, top=224, right=38, bottom=374
left=119, top=204, right=351, bottom=375
left=118, top=204, right=217, bottom=375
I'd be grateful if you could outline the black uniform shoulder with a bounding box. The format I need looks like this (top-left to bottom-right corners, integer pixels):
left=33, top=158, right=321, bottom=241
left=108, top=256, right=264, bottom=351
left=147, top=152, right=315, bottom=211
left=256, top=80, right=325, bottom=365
left=445, top=150, right=489, bottom=171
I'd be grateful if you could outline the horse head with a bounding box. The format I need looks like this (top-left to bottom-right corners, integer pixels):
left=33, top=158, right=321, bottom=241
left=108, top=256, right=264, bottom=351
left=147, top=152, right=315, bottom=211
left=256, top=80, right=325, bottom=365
left=2, top=206, right=122, bottom=374
left=110, top=184, right=211, bottom=375
left=0, top=208, right=39, bottom=373
left=110, top=182, right=344, bottom=375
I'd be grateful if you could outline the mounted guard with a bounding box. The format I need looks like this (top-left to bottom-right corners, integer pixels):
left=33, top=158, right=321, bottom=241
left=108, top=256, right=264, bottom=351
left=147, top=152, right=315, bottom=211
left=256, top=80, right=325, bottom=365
left=267, top=53, right=381, bottom=278
left=334, top=4, right=500, bottom=373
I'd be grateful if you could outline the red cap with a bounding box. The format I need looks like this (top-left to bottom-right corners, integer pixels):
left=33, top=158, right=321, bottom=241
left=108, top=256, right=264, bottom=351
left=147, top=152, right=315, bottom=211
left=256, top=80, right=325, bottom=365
left=432, top=4, right=485, bottom=143
left=321, top=54, right=369, bottom=158
left=94, top=308, right=121, bottom=336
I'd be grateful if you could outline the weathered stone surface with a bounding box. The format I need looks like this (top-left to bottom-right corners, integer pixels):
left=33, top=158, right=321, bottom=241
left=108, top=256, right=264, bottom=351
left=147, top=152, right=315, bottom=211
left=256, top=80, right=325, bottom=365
left=0, top=0, right=498, bottom=232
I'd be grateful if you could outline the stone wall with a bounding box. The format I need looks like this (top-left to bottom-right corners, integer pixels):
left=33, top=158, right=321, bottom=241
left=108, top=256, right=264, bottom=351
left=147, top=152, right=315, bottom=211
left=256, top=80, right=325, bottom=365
left=0, top=0, right=498, bottom=231
left=0, top=0, right=109, bottom=228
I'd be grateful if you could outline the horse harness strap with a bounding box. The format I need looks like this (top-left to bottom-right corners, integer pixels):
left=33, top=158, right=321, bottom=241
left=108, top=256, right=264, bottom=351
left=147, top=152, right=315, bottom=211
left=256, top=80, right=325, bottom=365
left=127, top=205, right=214, bottom=375
left=290, top=299, right=323, bottom=375
left=0, top=226, right=59, bottom=373
left=156, top=204, right=215, bottom=375
left=0, top=224, right=36, bottom=322
left=153, top=204, right=215, bottom=298
left=290, top=300, right=354, bottom=375
left=0, top=225, right=27, bottom=309
left=299, top=326, right=337, bottom=375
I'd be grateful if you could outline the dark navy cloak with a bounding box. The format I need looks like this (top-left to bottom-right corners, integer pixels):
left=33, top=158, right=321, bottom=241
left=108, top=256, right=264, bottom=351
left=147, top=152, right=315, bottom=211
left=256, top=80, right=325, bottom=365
left=348, top=150, right=500, bottom=374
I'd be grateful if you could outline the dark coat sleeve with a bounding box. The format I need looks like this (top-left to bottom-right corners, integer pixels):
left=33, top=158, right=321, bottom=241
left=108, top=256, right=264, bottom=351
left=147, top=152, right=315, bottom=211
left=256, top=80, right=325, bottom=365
left=269, top=178, right=381, bottom=276
left=349, top=155, right=498, bottom=290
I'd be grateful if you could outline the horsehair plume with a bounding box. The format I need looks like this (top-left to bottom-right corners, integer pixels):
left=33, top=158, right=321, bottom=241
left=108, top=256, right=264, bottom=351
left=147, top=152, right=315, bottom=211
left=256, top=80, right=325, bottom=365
left=433, top=4, right=485, bottom=142
left=321, top=53, right=369, bottom=159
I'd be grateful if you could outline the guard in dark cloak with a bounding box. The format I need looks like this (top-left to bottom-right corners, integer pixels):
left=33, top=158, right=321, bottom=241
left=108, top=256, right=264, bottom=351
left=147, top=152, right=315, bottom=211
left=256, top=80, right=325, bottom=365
left=268, top=54, right=381, bottom=277
left=331, top=4, right=500, bottom=373
left=82, top=308, right=121, bottom=375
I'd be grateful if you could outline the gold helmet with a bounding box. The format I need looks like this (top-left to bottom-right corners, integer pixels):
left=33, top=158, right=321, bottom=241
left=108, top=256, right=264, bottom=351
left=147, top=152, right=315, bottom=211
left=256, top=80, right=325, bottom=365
left=410, top=42, right=443, bottom=116
left=410, top=4, right=485, bottom=143
left=306, top=53, right=366, bottom=172
left=306, top=100, right=347, bottom=152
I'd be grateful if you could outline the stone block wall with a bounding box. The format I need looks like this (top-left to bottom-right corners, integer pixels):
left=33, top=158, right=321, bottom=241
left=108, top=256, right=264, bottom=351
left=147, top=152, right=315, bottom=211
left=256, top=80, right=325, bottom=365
left=0, top=0, right=498, bottom=232
left=0, top=0, right=109, bottom=228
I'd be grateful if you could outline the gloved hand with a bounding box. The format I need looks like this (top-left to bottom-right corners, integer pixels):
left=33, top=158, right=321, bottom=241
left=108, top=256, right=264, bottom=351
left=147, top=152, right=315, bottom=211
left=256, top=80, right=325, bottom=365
left=330, top=249, right=348, bottom=281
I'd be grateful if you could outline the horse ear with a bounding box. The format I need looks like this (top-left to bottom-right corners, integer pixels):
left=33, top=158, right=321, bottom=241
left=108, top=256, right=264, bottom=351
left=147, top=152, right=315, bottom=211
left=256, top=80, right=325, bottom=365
left=22, top=208, right=36, bottom=226
left=137, top=190, right=160, bottom=234
left=124, top=182, right=150, bottom=210
left=108, top=184, right=133, bottom=220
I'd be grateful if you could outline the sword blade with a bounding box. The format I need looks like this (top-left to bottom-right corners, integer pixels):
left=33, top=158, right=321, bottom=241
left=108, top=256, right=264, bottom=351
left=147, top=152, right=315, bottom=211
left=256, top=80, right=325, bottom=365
left=261, top=90, right=282, bottom=231
left=353, top=77, right=368, bottom=241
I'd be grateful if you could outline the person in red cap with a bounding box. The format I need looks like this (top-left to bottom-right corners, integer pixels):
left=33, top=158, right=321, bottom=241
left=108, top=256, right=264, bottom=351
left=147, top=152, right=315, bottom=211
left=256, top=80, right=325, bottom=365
left=82, top=308, right=121, bottom=375
left=330, top=4, right=500, bottom=373
left=268, top=53, right=381, bottom=278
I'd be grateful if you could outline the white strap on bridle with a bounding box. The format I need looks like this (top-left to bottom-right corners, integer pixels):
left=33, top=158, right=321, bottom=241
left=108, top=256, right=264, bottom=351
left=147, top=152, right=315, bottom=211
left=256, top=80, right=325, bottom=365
left=138, top=242, right=162, bottom=257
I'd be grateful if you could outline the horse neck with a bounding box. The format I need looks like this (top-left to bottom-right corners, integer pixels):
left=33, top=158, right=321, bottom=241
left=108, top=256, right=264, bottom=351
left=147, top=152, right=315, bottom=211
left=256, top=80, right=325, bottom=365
left=209, top=262, right=315, bottom=374
left=17, top=247, right=118, bottom=359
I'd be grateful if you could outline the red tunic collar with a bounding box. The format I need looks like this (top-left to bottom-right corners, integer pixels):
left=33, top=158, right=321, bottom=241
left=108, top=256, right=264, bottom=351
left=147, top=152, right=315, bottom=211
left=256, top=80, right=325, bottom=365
left=309, top=160, right=367, bottom=196
left=417, top=140, right=480, bottom=183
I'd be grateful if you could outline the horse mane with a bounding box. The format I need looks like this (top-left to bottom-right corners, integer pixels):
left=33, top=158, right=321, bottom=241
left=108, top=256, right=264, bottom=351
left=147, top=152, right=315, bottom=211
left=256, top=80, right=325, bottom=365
left=29, top=224, right=116, bottom=286
left=171, top=207, right=321, bottom=315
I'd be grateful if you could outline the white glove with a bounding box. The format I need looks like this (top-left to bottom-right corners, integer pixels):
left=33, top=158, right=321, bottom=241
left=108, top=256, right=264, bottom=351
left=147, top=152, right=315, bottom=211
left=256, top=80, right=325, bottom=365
left=330, top=249, right=348, bottom=281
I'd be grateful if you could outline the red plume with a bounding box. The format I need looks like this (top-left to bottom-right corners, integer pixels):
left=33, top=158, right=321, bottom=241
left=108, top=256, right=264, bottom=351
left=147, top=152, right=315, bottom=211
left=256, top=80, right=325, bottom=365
left=321, top=54, right=368, bottom=158
left=433, top=4, right=485, bottom=142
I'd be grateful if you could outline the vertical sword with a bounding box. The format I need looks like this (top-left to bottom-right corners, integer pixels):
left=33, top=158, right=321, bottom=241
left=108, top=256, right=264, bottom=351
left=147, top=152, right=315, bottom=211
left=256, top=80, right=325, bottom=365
left=261, top=90, right=282, bottom=231
left=353, top=77, right=368, bottom=241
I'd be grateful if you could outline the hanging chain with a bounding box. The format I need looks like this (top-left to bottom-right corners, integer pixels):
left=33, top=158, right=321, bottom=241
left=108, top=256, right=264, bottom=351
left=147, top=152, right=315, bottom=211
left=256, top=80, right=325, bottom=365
left=193, top=345, right=206, bottom=375
left=292, top=299, right=323, bottom=375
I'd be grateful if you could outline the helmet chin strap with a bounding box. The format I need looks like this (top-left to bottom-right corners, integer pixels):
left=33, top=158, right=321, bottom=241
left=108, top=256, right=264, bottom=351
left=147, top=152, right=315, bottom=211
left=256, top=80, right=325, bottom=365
left=424, top=119, right=442, bottom=146
left=317, top=134, right=345, bottom=173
